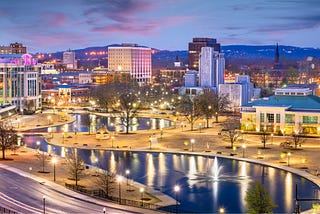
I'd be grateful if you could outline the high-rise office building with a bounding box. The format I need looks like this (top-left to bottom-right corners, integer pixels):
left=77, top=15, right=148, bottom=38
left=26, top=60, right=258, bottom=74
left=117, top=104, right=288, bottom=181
left=63, top=50, right=77, bottom=69
left=108, top=44, right=152, bottom=84
left=188, top=38, right=220, bottom=71
left=0, top=54, right=42, bottom=112
left=0, top=42, right=26, bottom=54
left=199, top=47, right=225, bottom=93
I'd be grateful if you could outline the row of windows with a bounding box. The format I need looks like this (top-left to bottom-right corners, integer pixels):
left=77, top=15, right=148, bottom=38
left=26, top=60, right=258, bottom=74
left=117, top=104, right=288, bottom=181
left=260, top=113, right=319, bottom=124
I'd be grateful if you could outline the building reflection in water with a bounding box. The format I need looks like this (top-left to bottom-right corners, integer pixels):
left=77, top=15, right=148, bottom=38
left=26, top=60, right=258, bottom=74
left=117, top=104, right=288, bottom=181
left=147, top=153, right=155, bottom=187
left=285, top=172, right=293, bottom=211
left=110, top=151, right=116, bottom=174
left=158, top=153, right=166, bottom=188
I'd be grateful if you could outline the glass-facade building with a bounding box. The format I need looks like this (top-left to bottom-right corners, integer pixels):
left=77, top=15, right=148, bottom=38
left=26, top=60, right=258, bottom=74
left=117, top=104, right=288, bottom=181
left=0, top=54, right=42, bottom=113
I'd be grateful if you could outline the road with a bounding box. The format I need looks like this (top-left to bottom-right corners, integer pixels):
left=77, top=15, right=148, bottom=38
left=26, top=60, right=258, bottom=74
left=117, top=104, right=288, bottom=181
left=0, top=168, right=157, bottom=214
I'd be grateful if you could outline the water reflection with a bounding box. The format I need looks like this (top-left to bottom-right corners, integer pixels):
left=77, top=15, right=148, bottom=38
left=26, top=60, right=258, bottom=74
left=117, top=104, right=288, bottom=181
left=23, top=135, right=320, bottom=213
left=30, top=114, right=173, bottom=133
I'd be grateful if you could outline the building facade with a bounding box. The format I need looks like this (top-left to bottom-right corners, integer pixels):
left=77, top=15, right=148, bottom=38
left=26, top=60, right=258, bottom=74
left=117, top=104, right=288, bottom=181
left=0, top=42, right=26, bottom=54
left=241, top=88, right=320, bottom=135
left=188, top=38, right=220, bottom=71
left=0, top=54, right=42, bottom=113
left=108, top=44, right=152, bottom=84
left=199, top=47, right=225, bottom=93
left=63, top=51, right=77, bottom=69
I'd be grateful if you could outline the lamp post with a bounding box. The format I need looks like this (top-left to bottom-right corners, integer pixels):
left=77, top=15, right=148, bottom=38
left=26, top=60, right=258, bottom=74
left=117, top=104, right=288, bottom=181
left=117, top=176, right=123, bottom=204
left=74, top=125, right=77, bottom=135
left=149, top=136, right=152, bottom=150
left=52, top=157, right=57, bottom=182
left=242, top=143, right=246, bottom=158
left=43, top=195, right=46, bottom=214
left=111, top=136, right=114, bottom=148
left=174, top=185, right=180, bottom=213
left=271, top=133, right=273, bottom=145
left=140, top=187, right=144, bottom=207
left=287, top=152, right=291, bottom=166
left=47, top=116, right=51, bottom=125
left=219, top=207, right=225, bottom=213
left=103, top=207, right=106, bottom=214
left=37, top=141, right=45, bottom=172
left=190, top=139, right=195, bottom=152
left=160, top=128, right=163, bottom=139
left=125, top=169, right=130, bottom=186
left=199, top=123, right=202, bottom=133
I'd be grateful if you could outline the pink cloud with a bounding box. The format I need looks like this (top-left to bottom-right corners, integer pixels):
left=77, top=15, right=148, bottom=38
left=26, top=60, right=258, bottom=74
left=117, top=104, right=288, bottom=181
left=91, top=15, right=196, bottom=35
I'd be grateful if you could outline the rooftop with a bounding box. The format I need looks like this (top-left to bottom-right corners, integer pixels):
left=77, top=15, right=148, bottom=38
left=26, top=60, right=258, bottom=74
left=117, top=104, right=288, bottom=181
left=244, top=95, right=320, bottom=111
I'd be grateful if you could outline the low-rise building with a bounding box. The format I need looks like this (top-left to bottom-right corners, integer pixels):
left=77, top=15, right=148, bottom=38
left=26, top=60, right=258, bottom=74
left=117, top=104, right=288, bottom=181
left=241, top=88, right=320, bottom=135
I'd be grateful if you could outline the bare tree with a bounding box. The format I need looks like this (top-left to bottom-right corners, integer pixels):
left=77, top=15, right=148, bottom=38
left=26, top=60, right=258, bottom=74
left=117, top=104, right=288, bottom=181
left=221, top=118, right=241, bottom=148
left=291, top=126, right=306, bottom=149
left=96, top=159, right=116, bottom=197
left=67, top=148, right=84, bottom=187
left=260, top=129, right=270, bottom=149
left=0, top=125, right=18, bottom=160
left=115, top=93, right=139, bottom=134
left=176, top=95, right=201, bottom=131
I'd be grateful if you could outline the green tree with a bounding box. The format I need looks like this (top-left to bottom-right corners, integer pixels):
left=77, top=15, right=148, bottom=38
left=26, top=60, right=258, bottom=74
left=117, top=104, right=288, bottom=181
left=0, top=125, right=18, bottom=160
left=245, top=181, right=277, bottom=214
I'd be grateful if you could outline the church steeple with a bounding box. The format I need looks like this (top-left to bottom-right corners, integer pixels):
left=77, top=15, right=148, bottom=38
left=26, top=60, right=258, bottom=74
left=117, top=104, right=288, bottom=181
left=275, top=43, right=279, bottom=64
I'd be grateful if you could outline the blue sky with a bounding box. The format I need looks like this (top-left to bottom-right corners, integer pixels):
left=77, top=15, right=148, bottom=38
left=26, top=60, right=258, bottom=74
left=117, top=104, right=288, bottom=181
left=0, top=0, right=319, bottom=53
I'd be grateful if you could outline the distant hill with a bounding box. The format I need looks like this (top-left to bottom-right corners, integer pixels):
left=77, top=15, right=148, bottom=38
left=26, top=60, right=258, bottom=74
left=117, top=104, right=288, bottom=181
left=38, top=44, right=320, bottom=68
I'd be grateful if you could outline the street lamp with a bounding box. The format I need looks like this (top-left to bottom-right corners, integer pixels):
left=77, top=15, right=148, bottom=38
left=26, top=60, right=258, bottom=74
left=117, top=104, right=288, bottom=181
left=242, top=143, right=246, bottom=158
left=47, top=116, right=51, bottom=125
left=140, top=187, right=144, bottom=207
left=125, top=169, right=130, bottom=186
left=111, top=136, right=114, bottom=148
left=52, top=157, right=57, bottom=182
left=174, top=185, right=180, bottom=213
left=43, top=195, right=46, bottom=214
left=37, top=141, right=45, bottom=172
left=219, top=207, right=225, bottom=213
left=103, top=207, right=106, bottom=214
left=117, top=176, right=123, bottom=204
left=74, top=125, right=77, bottom=135
left=149, top=136, right=152, bottom=150
left=271, top=133, right=273, bottom=145
left=287, top=152, right=291, bottom=166
left=199, top=123, right=202, bottom=133
left=190, top=139, right=195, bottom=152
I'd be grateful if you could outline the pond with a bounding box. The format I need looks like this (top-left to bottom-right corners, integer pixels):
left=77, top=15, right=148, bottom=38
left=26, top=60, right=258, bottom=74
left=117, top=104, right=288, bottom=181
left=23, top=135, right=320, bottom=213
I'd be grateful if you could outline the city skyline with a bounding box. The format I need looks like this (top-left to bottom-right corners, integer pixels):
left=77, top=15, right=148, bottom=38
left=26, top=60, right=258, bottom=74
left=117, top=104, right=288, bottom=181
left=0, top=0, right=319, bottom=53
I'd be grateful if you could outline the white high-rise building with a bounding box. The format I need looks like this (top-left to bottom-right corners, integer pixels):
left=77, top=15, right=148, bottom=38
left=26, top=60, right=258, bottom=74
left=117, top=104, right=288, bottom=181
left=108, top=44, right=152, bottom=84
left=0, top=54, right=42, bottom=113
left=63, top=51, right=77, bottom=69
left=199, top=47, right=225, bottom=93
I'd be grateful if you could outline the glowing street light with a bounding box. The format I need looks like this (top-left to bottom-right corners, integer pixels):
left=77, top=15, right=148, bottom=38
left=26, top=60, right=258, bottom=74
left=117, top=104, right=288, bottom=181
left=51, top=157, right=57, bottom=182
left=242, top=143, right=246, bottom=158
left=174, top=185, right=180, bottom=213
left=140, top=187, right=144, bottom=207
left=219, top=207, right=225, bottom=213
left=125, top=169, right=130, bottom=186
left=117, top=176, right=123, bottom=204
left=287, top=152, right=291, bottom=166
left=190, top=139, right=195, bottom=152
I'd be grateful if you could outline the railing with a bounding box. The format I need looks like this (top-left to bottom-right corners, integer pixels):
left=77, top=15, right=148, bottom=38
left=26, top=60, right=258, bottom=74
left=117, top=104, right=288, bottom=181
left=65, top=183, right=176, bottom=212
left=0, top=205, right=18, bottom=214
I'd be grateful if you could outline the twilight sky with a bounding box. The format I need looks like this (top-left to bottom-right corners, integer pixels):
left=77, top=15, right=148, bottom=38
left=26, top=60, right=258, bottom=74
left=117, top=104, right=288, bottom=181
left=1, top=0, right=319, bottom=53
